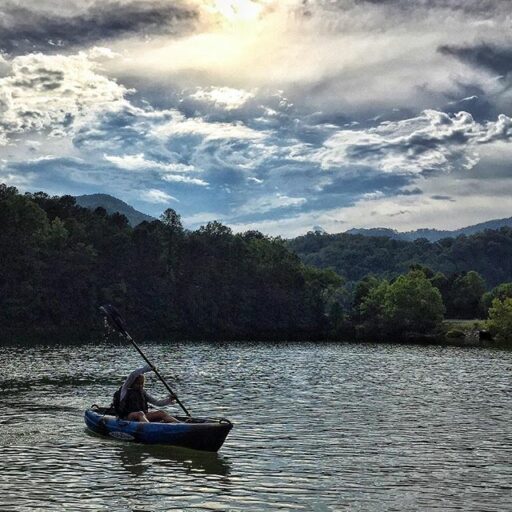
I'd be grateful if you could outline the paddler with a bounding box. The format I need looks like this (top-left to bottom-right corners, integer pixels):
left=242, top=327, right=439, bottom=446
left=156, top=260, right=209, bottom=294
left=113, top=364, right=179, bottom=423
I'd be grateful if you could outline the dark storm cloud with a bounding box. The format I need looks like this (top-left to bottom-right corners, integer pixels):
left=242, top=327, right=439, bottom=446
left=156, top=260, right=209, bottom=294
left=0, top=1, right=198, bottom=55
left=353, top=0, right=506, bottom=15
left=431, top=195, right=455, bottom=201
left=439, top=43, right=512, bottom=76
left=397, top=187, right=423, bottom=196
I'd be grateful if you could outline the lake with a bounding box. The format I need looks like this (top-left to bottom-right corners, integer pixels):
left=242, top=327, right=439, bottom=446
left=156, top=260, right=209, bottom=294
left=0, top=341, right=511, bottom=511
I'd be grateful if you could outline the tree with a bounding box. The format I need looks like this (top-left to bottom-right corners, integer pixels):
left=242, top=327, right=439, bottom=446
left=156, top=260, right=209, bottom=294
left=357, top=278, right=390, bottom=339
left=446, top=271, right=486, bottom=319
left=482, top=282, right=512, bottom=314
left=199, top=220, right=232, bottom=238
left=160, top=208, right=183, bottom=232
left=487, top=298, right=512, bottom=342
left=384, top=270, right=445, bottom=337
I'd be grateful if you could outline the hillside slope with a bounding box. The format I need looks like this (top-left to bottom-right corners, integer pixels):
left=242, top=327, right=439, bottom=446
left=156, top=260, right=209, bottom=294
left=346, top=217, right=512, bottom=241
left=75, top=193, right=154, bottom=226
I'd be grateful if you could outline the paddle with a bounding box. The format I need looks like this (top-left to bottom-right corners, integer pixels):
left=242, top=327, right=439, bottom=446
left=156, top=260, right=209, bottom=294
left=99, top=304, right=191, bottom=417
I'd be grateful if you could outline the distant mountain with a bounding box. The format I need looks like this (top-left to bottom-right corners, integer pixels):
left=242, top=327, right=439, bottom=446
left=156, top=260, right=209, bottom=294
left=75, top=194, right=154, bottom=226
left=346, top=217, right=512, bottom=242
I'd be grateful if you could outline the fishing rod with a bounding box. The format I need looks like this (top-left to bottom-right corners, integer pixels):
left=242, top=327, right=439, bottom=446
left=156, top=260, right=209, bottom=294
left=99, top=304, right=191, bottom=417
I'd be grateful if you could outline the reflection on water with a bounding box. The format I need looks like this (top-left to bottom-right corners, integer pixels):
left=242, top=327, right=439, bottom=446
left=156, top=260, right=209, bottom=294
left=0, top=341, right=511, bottom=511
left=116, top=442, right=231, bottom=477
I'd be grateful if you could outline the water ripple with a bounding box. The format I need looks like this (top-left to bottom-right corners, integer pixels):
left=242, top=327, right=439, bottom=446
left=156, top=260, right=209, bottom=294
left=0, top=342, right=511, bottom=510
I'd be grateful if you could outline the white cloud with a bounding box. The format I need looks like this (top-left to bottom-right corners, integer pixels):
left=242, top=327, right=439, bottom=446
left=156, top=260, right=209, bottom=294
left=316, top=110, right=512, bottom=175
left=226, top=181, right=512, bottom=237
left=190, top=86, right=255, bottom=110
left=0, top=51, right=129, bottom=146
left=140, top=188, right=179, bottom=203
left=104, top=153, right=197, bottom=173
left=153, top=112, right=266, bottom=141
left=104, top=153, right=152, bottom=171
left=0, top=168, right=33, bottom=187
left=162, top=173, right=208, bottom=186
left=107, top=0, right=511, bottom=119
left=182, top=210, right=226, bottom=227
left=238, top=192, right=307, bottom=214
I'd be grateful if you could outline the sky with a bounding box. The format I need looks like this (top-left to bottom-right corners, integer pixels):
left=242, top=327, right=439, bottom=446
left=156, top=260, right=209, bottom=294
left=1, top=0, right=512, bottom=236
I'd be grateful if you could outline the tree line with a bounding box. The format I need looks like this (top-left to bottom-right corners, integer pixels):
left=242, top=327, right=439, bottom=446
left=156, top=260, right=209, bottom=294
left=3, top=184, right=512, bottom=344
left=0, top=185, right=341, bottom=343
left=289, top=230, right=512, bottom=289
left=334, top=266, right=512, bottom=343
left=291, top=231, right=512, bottom=342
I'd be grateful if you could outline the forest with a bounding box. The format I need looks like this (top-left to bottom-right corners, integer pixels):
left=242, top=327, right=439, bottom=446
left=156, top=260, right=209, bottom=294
left=289, top=229, right=512, bottom=288
left=2, top=184, right=512, bottom=344
left=0, top=184, right=341, bottom=342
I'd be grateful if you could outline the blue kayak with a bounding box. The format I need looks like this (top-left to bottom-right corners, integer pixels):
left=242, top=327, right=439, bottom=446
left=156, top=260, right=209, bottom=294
left=84, top=406, right=232, bottom=452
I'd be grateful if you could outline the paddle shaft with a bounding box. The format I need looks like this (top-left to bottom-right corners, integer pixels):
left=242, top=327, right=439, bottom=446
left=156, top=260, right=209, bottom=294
left=123, top=331, right=191, bottom=417
left=100, top=304, right=191, bottom=417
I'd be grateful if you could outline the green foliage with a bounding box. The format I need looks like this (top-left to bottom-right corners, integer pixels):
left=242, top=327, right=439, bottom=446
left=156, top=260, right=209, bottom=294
left=482, top=282, right=512, bottom=313
left=487, top=298, right=512, bottom=342
left=160, top=208, right=183, bottom=231
left=357, top=278, right=390, bottom=339
left=384, top=270, right=445, bottom=336
left=289, top=229, right=512, bottom=289
left=0, top=186, right=344, bottom=342
left=354, top=270, right=444, bottom=340
left=444, top=271, right=486, bottom=319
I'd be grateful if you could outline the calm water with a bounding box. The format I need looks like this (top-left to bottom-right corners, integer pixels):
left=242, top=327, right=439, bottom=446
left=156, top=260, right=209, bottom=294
left=0, top=341, right=511, bottom=511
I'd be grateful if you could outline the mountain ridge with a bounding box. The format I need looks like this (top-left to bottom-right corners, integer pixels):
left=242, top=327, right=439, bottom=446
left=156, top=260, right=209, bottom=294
left=75, top=193, right=154, bottom=226
left=344, top=217, right=512, bottom=242
left=75, top=193, right=512, bottom=239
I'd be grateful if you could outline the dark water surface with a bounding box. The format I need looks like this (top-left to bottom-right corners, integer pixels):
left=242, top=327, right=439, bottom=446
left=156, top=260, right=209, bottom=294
left=0, top=341, right=511, bottom=511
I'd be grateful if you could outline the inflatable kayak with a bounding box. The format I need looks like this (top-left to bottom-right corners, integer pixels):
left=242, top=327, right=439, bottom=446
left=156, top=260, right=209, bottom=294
left=84, top=406, right=233, bottom=452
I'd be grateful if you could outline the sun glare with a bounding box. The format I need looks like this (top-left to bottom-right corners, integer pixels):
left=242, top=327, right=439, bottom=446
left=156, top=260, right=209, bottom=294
left=209, top=0, right=264, bottom=22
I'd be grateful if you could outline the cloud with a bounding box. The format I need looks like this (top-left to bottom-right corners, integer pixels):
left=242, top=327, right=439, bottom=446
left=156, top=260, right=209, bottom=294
left=237, top=193, right=307, bottom=215
left=152, top=113, right=266, bottom=141
left=104, top=153, right=198, bottom=174
left=5, top=49, right=507, bottom=231
left=316, top=109, right=512, bottom=175
left=162, top=174, right=208, bottom=186
left=397, top=187, right=423, bottom=196
left=226, top=174, right=512, bottom=237
left=0, top=50, right=128, bottom=145
left=189, top=86, right=255, bottom=110
left=431, top=194, right=455, bottom=202
left=3, top=8, right=512, bottom=239
left=0, top=1, right=198, bottom=55
left=439, top=43, right=512, bottom=76
left=107, top=0, right=512, bottom=124
left=140, top=188, right=178, bottom=204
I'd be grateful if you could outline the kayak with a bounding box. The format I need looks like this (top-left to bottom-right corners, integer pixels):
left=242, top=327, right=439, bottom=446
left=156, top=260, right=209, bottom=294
left=84, top=406, right=233, bottom=452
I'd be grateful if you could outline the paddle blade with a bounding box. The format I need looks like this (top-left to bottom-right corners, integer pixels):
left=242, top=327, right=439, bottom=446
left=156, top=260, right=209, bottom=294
left=99, top=304, right=128, bottom=336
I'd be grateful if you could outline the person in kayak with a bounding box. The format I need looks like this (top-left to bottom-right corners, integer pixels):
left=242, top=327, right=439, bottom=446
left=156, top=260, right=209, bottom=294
left=114, top=364, right=179, bottom=423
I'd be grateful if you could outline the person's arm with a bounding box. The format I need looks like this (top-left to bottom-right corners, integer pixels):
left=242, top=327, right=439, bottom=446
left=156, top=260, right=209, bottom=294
left=145, top=391, right=176, bottom=407
left=120, top=364, right=153, bottom=401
